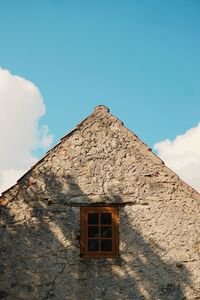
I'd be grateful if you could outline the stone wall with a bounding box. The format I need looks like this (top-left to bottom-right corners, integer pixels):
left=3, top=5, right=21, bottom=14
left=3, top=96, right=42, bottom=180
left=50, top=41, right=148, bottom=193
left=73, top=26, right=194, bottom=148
left=1, top=106, right=200, bottom=299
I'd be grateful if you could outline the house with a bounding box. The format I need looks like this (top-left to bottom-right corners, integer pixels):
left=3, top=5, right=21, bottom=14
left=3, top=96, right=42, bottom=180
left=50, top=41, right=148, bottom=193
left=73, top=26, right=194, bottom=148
left=0, top=105, right=200, bottom=299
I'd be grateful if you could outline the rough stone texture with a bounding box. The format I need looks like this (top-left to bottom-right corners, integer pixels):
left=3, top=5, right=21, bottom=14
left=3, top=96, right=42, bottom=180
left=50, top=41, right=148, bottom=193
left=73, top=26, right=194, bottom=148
left=0, top=105, right=200, bottom=299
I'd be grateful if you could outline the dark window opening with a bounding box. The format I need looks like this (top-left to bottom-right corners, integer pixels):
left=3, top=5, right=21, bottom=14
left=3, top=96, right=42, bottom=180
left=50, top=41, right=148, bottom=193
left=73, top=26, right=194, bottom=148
left=80, top=207, right=119, bottom=258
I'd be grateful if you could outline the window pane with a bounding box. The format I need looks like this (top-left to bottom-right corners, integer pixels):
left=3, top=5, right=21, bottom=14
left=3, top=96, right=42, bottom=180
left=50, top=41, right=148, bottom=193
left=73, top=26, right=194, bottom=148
left=101, top=239, right=112, bottom=251
left=88, top=213, right=99, bottom=224
left=88, top=226, right=99, bottom=238
left=101, top=226, right=112, bottom=238
left=101, top=213, right=112, bottom=225
left=88, top=239, right=99, bottom=251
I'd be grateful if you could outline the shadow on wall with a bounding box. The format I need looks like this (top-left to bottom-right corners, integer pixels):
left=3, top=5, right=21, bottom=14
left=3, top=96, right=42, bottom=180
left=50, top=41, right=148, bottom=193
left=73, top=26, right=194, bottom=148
left=0, top=172, right=191, bottom=300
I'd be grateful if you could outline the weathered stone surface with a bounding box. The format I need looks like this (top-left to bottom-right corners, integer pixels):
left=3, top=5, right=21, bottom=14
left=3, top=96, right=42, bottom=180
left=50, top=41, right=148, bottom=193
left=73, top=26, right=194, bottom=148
left=0, top=105, right=200, bottom=299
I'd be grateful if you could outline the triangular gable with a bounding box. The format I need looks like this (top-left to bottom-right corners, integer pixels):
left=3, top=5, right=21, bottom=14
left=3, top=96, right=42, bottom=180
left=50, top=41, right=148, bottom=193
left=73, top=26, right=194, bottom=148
left=1, top=105, right=200, bottom=204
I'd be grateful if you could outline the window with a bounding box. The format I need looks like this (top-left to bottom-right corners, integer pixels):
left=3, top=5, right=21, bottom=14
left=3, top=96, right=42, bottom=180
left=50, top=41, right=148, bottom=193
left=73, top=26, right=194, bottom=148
left=80, top=207, right=119, bottom=258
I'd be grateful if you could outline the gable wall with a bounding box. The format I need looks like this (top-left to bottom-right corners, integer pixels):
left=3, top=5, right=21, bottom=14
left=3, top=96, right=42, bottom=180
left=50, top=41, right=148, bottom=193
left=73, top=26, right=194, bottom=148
left=1, top=106, right=200, bottom=299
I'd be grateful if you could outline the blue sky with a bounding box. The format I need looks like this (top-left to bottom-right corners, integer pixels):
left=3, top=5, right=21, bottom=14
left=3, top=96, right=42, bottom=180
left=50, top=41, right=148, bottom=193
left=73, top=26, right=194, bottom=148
left=1, top=0, right=200, bottom=146
left=1, top=0, right=200, bottom=192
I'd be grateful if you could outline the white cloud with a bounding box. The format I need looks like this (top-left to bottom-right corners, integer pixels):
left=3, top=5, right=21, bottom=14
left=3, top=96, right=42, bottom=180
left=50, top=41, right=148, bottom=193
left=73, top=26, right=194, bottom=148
left=154, top=123, right=200, bottom=192
left=0, top=169, right=27, bottom=195
left=0, top=68, right=53, bottom=194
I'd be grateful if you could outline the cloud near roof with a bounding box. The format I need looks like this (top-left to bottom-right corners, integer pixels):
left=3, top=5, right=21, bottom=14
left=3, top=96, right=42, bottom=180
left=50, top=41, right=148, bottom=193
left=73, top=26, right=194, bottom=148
left=0, top=68, right=53, bottom=194
left=154, top=123, right=200, bottom=192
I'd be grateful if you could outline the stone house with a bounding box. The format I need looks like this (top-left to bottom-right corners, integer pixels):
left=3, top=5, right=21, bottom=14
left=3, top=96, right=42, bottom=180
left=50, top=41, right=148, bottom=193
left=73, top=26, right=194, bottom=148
left=0, top=105, right=200, bottom=299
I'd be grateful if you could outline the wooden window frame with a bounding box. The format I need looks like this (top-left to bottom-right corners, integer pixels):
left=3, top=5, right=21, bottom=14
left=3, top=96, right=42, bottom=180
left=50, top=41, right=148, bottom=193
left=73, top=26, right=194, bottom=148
left=80, top=207, right=119, bottom=258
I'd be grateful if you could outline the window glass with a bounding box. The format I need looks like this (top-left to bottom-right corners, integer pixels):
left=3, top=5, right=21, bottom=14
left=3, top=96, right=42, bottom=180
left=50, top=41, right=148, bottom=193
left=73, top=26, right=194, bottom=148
left=101, top=240, right=112, bottom=251
left=88, top=226, right=99, bottom=238
left=88, top=239, right=99, bottom=251
left=101, top=213, right=112, bottom=225
left=88, top=213, right=99, bottom=224
left=101, top=226, right=112, bottom=238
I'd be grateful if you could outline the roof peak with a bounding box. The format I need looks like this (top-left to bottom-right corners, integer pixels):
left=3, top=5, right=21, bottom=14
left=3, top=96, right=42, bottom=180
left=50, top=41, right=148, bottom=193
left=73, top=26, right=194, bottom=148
left=93, top=105, right=110, bottom=114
